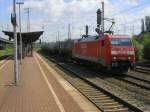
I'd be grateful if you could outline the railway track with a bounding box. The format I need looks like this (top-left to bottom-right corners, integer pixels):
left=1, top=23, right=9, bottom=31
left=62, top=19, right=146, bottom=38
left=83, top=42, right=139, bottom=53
left=0, top=55, right=11, bottom=60
left=96, top=74, right=150, bottom=103
left=135, top=66, right=150, bottom=74
left=42, top=55, right=145, bottom=112
left=94, top=70, right=150, bottom=103
left=0, top=55, right=11, bottom=66
left=125, top=73, right=150, bottom=84
left=113, top=74, right=150, bottom=90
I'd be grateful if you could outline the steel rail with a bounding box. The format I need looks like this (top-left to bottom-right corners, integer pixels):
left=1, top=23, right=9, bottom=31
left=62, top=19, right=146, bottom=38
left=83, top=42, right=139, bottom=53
left=135, top=66, right=150, bottom=75
left=42, top=55, right=144, bottom=112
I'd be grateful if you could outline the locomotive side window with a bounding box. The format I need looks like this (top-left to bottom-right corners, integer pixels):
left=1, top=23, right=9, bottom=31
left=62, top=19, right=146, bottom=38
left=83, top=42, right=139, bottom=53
left=110, top=38, right=132, bottom=46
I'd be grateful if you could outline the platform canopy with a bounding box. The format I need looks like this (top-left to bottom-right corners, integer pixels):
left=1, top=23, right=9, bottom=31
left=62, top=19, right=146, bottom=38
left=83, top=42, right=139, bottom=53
left=0, top=37, right=13, bottom=44
left=2, top=31, right=44, bottom=44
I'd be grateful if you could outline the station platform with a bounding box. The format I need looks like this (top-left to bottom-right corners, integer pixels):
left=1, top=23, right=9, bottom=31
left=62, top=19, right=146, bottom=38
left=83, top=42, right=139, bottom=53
left=0, top=53, right=99, bottom=112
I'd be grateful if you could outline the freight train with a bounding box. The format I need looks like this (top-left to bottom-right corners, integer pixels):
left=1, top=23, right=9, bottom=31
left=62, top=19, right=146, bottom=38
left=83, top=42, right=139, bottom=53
left=41, top=33, right=135, bottom=73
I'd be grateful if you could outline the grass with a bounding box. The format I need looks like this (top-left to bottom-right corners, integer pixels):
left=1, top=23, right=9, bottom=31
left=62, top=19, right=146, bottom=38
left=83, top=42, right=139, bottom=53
left=0, top=47, right=13, bottom=57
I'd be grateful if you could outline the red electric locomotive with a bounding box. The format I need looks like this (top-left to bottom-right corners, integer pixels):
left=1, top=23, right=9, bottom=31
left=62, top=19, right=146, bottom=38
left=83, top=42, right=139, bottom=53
left=72, top=33, right=135, bottom=72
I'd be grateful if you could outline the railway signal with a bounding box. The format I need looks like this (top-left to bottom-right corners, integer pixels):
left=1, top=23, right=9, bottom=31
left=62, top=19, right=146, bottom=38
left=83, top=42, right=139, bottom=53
left=96, top=9, right=101, bottom=29
left=85, top=25, right=88, bottom=36
left=11, top=13, right=17, bottom=26
left=96, top=2, right=115, bottom=35
left=96, top=9, right=102, bottom=35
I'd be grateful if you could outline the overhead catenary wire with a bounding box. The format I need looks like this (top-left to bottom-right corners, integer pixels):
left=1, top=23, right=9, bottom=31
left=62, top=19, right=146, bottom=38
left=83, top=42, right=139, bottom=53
left=110, top=1, right=150, bottom=17
left=61, top=1, right=150, bottom=26
left=45, top=2, right=150, bottom=41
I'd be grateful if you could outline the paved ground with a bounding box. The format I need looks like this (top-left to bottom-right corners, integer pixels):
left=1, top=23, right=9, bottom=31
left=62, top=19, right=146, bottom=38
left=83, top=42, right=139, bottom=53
left=0, top=53, right=100, bottom=112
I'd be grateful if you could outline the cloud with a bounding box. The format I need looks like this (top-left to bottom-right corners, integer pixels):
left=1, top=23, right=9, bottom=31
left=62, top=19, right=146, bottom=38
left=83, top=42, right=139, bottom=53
left=22, top=0, right=143, bottom=39
left=4, top=0, right=150, bottom=41
left=120, top=0, right=139, bottom=6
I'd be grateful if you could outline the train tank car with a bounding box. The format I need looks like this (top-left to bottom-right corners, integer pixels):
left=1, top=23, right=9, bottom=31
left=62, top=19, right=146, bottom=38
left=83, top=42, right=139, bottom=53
left=72, top=33, right=135, bottom=72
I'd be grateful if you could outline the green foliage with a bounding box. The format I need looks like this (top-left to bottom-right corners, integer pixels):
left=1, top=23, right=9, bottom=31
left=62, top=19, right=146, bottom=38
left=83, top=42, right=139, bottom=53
left=33, top=43, right=41, bottom=51
left=0, top=47, right=13, bottom=57
left=142, top=33, right=150, bottom=45
left=132, top=32, right=150, bottom=60
left=143, top=44, right=150, bottom=60
left=142, top=33, right=150, bottom=60
left=132, top=38, right=143, bottom=60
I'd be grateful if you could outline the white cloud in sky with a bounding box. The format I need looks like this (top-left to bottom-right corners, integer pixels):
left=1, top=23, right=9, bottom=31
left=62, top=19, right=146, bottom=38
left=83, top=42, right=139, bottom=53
left=27, top=0, right=147, bottom=41
left=4, top=0, right=150, bottom=42
left=124, top=0, right=139, bottom=6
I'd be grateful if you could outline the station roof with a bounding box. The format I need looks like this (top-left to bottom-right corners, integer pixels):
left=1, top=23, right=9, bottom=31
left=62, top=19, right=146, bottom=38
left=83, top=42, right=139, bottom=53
left=2, top=31, right=44, bottom=44
left=0, top=37, right=13, bottom=44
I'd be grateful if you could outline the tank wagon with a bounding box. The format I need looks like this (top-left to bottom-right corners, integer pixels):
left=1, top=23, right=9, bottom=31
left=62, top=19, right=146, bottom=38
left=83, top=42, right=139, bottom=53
left=42, top=33, right=135, bottom=73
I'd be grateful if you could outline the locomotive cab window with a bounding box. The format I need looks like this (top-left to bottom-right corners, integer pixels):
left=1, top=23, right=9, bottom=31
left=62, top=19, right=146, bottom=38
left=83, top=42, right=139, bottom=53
left=110, top=38, right=132, bottom=46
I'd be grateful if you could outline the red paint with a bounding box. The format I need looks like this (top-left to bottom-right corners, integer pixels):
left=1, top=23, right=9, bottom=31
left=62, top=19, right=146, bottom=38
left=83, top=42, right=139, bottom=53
left=72, top=33, right=135, bottom=67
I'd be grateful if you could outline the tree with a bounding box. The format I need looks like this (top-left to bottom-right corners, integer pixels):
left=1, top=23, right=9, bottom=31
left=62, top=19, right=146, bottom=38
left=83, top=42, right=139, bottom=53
left=141, top=19, right=145, bottom=33
left=142, top=33, right=150, bottom=60
left=145, top=16, right=150, bottom=32
left=132, top=37, right=143, bottom=60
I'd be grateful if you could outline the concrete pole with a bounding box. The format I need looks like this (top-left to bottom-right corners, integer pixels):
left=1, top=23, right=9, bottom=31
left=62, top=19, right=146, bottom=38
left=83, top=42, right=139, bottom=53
left=27, top=8, right=30, bottom=32
left=16, top=2, right=24, bottom=64
left=68, top=24, right=71, bottom=39
left=24, top=8, right=30, bottom=32
left=123, top=24, right=126, bottom=35
left=13, top=0, right=18, bottom=85
left=132, top=25, right=134, bottom=36
left=102, top=1, right=104, bottom=34
left=58, top=30, right=60, bottom=46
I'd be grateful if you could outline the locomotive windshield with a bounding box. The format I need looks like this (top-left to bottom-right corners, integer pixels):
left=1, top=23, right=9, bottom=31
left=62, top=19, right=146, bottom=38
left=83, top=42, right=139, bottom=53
left=110, top=38, right=132, bottom=46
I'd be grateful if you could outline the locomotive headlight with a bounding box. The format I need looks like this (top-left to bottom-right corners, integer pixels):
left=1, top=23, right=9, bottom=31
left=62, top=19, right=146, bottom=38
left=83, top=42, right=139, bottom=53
left=111, top=51, right=118, bottom=55
left=128, top=51, right=134, bottom=55
left=113, top=56, right=117, bottom=60
left=128, top=57, right=131, bottom=60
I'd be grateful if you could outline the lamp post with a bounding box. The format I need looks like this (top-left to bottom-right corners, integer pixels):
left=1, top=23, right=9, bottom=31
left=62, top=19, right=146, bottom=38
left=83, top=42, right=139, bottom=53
left=12, top=0, right=18, bottom=85
left=24, top=8, right=30, bottom=32
left=16, top=2, right=24, bottom=64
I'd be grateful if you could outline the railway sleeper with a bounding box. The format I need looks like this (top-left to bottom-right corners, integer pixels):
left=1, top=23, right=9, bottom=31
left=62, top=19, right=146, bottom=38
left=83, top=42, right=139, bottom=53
left=100, top=104, right=124, bottom=109
left=86, top=93, right=105, bottom=96
left=103, top=108, right=129, bottom=112
left=90, top=96, right=110, bottom=100
left=87, top=94, right=107, bottom=98
left=77, top=85, right=96, bottom=88
left=77, top=86, right=96, bottom=89
left=93, top=99, right=116, bottom=103
left=81, top=90, right=102, bottom=93
left=78, top=88, right=97, bottom=91
left=84, top=92, right=104, bottom=96
left=97, top=102, right=119, bottom=106
left=83, top=91, right=103, bottom=94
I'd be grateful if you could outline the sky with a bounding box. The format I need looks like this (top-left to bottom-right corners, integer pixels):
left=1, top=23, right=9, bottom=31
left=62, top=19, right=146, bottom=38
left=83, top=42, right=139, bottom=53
left=0, top=0, right=150, bottom=42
